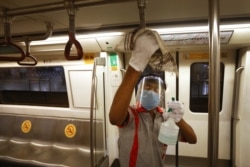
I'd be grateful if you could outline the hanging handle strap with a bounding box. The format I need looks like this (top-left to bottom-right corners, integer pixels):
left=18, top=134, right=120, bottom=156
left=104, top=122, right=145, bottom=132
left=64, top=0, right=83, bottom=60
left=0, top=13, right=25, bottom=61
left=17, top=40, right=37, bottom=66
left=137, top=0, right=147, bottom=29
left=16, top=22, right=51, bottom=66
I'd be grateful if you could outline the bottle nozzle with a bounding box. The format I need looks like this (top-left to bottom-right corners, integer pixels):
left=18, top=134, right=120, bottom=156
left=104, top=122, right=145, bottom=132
left=168, top=97, right=175, bottom=112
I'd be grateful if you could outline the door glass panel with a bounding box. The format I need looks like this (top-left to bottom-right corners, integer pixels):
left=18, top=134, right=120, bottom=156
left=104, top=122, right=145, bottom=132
left=190, top=62, right=224, bottom=113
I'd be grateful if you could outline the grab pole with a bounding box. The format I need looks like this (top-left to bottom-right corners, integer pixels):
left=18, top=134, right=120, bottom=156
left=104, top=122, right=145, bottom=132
left=207, top=0, right=220, bottom=166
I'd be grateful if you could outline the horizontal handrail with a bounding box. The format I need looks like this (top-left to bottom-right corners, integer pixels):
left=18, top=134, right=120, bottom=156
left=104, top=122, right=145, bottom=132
left=2, top=0, right=136, bottom=17
left=12, top=22, right=53, bottom=42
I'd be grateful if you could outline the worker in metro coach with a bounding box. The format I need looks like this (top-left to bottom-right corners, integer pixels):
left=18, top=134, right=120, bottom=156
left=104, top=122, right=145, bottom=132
left=109, top=31, right=197, bottom=167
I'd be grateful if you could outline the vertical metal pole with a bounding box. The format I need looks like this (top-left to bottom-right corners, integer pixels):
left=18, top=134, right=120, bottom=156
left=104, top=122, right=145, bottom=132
left=230, top=66, right=244, bottom=167
left=90, top=60, right=97, bottom=167
left=175, top=51, right=179, bottom=167
left=208, top=0, right=220, bottom=166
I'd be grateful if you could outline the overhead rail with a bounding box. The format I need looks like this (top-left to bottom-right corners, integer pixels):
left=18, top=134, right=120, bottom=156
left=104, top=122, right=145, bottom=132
left=0, top=20, right=52, bottom=64
left=0, top=0, right=136, bottom=45
left=0, top=16, right=52, bottom=64
left=64, top=0, right=83, bottom=60
left=12, top=22, right=53, bottom=43
left=0, top=10, right=25, bottom=61
left=0, top=0, right=136, bottom=17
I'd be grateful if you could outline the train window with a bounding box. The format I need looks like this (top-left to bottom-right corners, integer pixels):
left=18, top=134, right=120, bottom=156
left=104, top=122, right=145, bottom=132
left=190, top=62, right=224, bottom=113
left=0, top=66, right=69, bottom=107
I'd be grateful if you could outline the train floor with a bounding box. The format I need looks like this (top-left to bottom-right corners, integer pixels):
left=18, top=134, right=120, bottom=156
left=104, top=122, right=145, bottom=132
left=0, top=160, right=38, bottom=167
left=0, top=156, right=230, bottom=167
left=164, top=155, right=230, bottom=167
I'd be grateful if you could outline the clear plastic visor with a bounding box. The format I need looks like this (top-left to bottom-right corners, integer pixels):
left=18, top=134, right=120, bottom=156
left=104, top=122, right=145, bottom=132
left=136, top=76, right=165, bottom=110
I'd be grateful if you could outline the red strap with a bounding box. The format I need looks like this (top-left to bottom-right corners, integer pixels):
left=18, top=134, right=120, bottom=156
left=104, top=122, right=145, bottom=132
left=129, top=108, right=139, bottom=167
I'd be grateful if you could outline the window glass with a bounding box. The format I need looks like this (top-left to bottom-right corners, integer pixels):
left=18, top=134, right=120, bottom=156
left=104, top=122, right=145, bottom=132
left=190, top=62, right=224, bottom=113
left=0, top=66, right=69, bottom=107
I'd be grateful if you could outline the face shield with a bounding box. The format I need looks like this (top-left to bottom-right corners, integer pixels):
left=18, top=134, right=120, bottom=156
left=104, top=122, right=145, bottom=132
left=136, top=75, right=166, bottom=111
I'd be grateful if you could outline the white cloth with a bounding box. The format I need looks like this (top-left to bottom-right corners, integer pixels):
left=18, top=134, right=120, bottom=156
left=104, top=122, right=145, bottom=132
left=115, top=31, right=134, bottom=53
left=115, top=28, right=177, bottom=73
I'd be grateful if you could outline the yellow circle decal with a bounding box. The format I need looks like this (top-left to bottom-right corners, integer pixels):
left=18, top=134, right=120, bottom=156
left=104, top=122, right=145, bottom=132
left=64, top=124, right=76, bottom=138
left=21, top=120, right=32, bottom=133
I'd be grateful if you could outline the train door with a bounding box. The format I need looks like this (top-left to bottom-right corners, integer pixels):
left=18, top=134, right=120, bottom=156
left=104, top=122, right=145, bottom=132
left=64, top=57, right=109, bottom=166
left=103, top=52, right=125, bottom=165
left=165, top=51, right=236, bottom=166
left=234, top=47, right=250, bottom=167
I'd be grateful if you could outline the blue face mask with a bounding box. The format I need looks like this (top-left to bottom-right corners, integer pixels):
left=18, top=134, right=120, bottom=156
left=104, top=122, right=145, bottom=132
left=141, top=90, right=160, bottom=110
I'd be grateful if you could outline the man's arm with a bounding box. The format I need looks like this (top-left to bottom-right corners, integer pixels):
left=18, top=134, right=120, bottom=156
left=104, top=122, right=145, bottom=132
left=177, top=119, right=197, bottom=144
left=109, top=66, right=141, bottom=126
left=109, top=30, right=160, bottom=126
left=168, top=101, right=197, bottom=144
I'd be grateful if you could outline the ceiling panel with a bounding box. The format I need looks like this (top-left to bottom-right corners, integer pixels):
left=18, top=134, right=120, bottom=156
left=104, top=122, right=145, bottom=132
left=0, top=0, right=250, bottom=53
left=1, top=0, right=250, bottom=36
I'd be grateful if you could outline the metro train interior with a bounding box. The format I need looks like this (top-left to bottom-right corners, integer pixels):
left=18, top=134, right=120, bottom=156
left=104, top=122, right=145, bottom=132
left=0, top=0, right=250, bottom=167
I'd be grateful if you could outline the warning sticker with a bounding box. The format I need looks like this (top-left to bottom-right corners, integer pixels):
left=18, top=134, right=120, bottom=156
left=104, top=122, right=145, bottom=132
left=64, top=124, right=77, bottom=138
left=21, top=120, right=32, bottom=133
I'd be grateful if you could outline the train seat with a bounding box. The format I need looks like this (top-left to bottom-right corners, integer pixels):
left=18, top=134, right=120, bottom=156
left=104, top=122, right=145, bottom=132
left=0, top=114, right=106, bottom=167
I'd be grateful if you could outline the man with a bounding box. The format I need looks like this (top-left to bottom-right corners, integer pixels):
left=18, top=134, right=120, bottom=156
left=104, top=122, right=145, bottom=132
left=109, top=30, right=197, bottom=167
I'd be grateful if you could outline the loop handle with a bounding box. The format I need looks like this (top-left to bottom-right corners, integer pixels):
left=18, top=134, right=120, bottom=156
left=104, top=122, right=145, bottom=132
left=17, top=40, right=37, bottom=66
left=0, top=12, right=25, bottom=61
left=64, top=32, right=83, bottom=60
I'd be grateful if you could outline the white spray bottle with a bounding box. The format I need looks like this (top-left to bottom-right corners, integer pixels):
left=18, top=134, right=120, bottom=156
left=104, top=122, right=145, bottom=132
left=158, top=97, right=179, bottom=145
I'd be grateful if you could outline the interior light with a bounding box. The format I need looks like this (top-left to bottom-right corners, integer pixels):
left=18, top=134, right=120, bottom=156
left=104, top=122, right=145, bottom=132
left=30, top=32, right=124, bottom=46
left=220, top=23, right=250, bottom=30
left=154, top=26, right=209, bottom=34
left=29, top=23, right=250, bottom=46
left=34, top=49, right=64, bottom=52
left=155, top=23, right=250, bottom=34
left=77, top=32, right=124, bottom=38
left=30, top=37, right=68, bottom=45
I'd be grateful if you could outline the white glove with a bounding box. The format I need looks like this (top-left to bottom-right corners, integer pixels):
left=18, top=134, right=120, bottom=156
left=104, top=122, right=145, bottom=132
left=167, top=101, right=184, bottom=123
left=129, top=30, right=159, bottom=72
